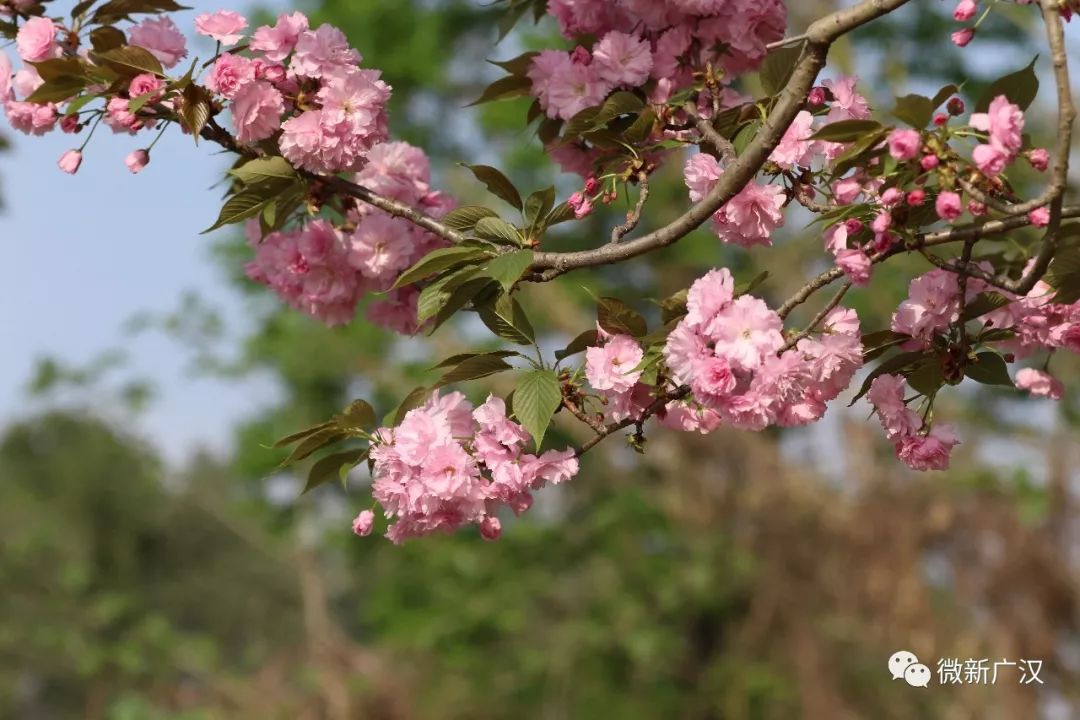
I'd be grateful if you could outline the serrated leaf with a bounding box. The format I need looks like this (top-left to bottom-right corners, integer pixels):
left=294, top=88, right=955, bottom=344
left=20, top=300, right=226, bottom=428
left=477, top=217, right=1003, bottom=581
left=64, top=94, right=98, bottom=117
left=394, top=246, right=490, bottom=289
left=484, top=249, right=534, bottom=292
left=555, top=329, right=599, bottom=361
left=514, top=369, right=562, bottom=448
left=431, top=350, right=520, bottom=370
left=588, top=91, right=645, bottom=130
left=474, top=216, right=522, bottom=245
left=488, top=51, right=537, bottom=76
left=891, top=94, right=934, bottom=128
left=467, top=74, right=532, bottom=106
left=229, top=156, right=297, bottom=185
left=26, top=76, right=87, bottom=103
left=479, top=295, right=535, bottom=345
left=809, top=119, right=884, bottom=143
left=434, top=354, right=514, bottom=389
left=597, top=297, right=647, bottom=337
left=336, top=399, right=375, bottom=431
left=278, top=427, right=346, bottom=468
left=462, top=164, right=523, bottom=210
left=975, top=56, right=1038, bottom=113
left=416, top=266, right=482, bottom=324
left=273, top=421, right=336, bottom=448
left=760, top=41, right=805, bottom=96
left=965, top=352, right=1014, bottom=387
left=303, top=448, right=368, bottom=494
left=89, top=25, right=127, bottom=52
left=523, top=186, right=555, bottom=228
left=179, top=84, right=212, bottom=142
left=92, top=44, right=164, bottom=77
left=906, top=360, right=945, bottom=396
left=202, top=181, right=296, bottom=233
left=30, top=58, right=89, bottom=82
left=443, top=205, right=499, bottom=232
left=430, top=277, right=500, bottom=332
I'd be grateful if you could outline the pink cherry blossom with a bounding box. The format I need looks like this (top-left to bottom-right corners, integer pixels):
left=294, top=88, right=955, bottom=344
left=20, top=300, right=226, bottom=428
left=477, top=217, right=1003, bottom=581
left=592, top=31, right=653, bottom=87
left=352, top=510, right=375, bottom=536
left=954, top=0, right=978, bottom=21
left=586, top=334, right=644, bottom=392
left=57, top=149, right=82, bottom=174
left=251, top=12, right=309, bottom=62
left=195, top=10, right=249, bottom=45
left=231, top=80, right=284, bottom=143
left=708, top=295, right=784, bottom=372
left=205, top=53, right=255, bottom=99
left=289, top=24, right=361, bottom=79
left=896, top=424, right=960, bottom=471
left=887, top=128, right=921, bottom=161
left=125, top=149, right=149, bottom=174
left=16, top=17, right=59, bottom=62
left=1015, top=368, right=1063, bottom=400
left=935, top=191, right=963, bottom=221
left=129, top=17, right=188, bottom=68
left=714, top=182, right=785, bottom=247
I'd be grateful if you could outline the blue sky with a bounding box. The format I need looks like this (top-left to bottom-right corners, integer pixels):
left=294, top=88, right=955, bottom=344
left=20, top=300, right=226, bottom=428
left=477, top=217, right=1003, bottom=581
left=0, top=0, right=286, bottom=463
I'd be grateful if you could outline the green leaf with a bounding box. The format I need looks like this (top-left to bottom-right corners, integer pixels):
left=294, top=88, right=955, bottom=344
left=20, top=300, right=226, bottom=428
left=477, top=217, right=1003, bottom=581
left=278, top=427, right=346, bottom=468
left=809, top=119, right=884, bottom=143
left=474, top=216, right=522, bottom=245
left=93, top=0, right=190, bottom=23
left=975, top=56, right=1039, bottom=113
left=1045, top=246, right=1080, bottom=304
left=335, top=400, right=375, bottom=432
left=434, top=354, right=514, bottom=389
left=229, top=156, right=297, bottom=185
left=658, top=289, right=688, bottom=324
left=462, top=164, right=523, bottom=210
left=304, top=448, right=368, bottom=494
left=545, top=201, right=576, bottom=228
left=514, top=369, right=562, bottom=448
left=430, top=277, right=500, bottom=332
left=273, top=421, right=336, bottom=448
left=488, top=51, right=538, bottom=76
left=906, top=361, right=945, bottom=396
left=931, top=83, right=960, bottom=111
left=390, top=386, right=430, bottom=426
left=467, top=74, right=533, bottom=106
left=523, top=186, right=555, bottom=229
left=91, top=44, right=164, bottom=77
left=597, top=297, right=647, bottom=337
left=64, top=94, right=99, bottom=117
left=891, top=94, right=934, bottom=128
left=26, top=76, right=88, bottom=103
left=484, top=249, right=534, bottom=292
left=556, top=329, right=599, bottom=361
left=393, top=246, right=491, bottom=289
left=588, top=91, right=645, bottom=130
left=861, top=330, right=908, bottom=363
left=831, top=128, right=888, bottom=176
left=89, top=25, right=127, bottom=52
left=442, top=205, right=499, bottom=232
left=478, top=295, right=535, bottom=345
left=72, top=0, right=99, bottom=18
left=416, top=266, right=483, bottom=324
left=850, top=350, right=929, bottom=405
left=431, top=350, right=521, bottom=370
left=965, top=352, right=1014, bottom=387
left=202, top=180, right=296, bottom=233
left=759, top=41, right=805, bottom=96
left=962, top=292, right=1011, bottom=321
left=29, top=58, right=89, bottom=82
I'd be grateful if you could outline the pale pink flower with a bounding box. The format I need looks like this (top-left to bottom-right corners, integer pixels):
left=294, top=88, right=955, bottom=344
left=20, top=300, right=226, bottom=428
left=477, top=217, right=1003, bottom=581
left=824, top=76, right=871, bottom=122
left=1027, top=148, right=1050, bottom=171
left=714, top=182, right=785, bottom=247
left=835, top=247, right=872, bottom=286
left=352, top=510, right=375, bottom=536
left=128, top=73, right=165, bottom=101
left=289, top=24, right=361, bottom=79
left=543, top=60, right=611, bottom=121
left=195, top=10, right=248, bottom=45
left=1015, top=368, right=1064, bottom=400
left=896, top=424, right=960, bottom=471
left=592, top=31, right=652, bottom=87
left=204, top=53, right=255, bottom=99
left=708, top=295, right=784, bottom=372
left=769, top=110, right=815, bottom=168
left=251, top=12, right=309, bottom=62
left=586, top=334, right=644, bottom=392
left=0, top=51, right=11, bottom=101
left=231, top=80, right=284, bottom=143
left=57, top=149, right=82, bottom=174
left=868, top=374, right=920, bottom=440
left=685, top=267, right=734, bottom=329
left=129, top=17, right=188, bottom=68
left=16, top=17, right=59, bottom=62
left=347, top=214, right=416, bottom=281
left=684, top=152, right=723, bottom=202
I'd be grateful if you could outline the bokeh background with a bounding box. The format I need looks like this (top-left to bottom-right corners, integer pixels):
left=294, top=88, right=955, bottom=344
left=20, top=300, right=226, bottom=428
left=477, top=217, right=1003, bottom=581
left=2, top=1, right=1079, bottom=718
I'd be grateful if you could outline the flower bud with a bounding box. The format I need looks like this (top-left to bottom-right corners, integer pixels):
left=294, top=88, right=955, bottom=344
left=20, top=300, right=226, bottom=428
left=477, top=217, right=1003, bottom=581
left=951, top=28, right=975, bottom=47
left=125, top=149, right=150, bottom=174
left=920, top=154, right=940, bottom=171
left=57, top=149, right=82, bottom=175
left=352, top=510, right=375, bottom=537
left=947, top=97, right=966, bottom=116
left=480, top=515, right=502, bottom=541
left=1027, top=148, right=1050, bottom=172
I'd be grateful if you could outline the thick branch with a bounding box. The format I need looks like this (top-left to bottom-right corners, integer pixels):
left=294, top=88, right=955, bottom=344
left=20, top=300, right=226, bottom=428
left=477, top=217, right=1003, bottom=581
left=530, top=0, right=914, bottom=277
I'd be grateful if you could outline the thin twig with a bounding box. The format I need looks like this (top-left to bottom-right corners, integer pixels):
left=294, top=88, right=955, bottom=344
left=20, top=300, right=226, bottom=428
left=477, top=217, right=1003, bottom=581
left=610, top=171, right=651, bottom=243
left=779, top=281, right=853, bottom=352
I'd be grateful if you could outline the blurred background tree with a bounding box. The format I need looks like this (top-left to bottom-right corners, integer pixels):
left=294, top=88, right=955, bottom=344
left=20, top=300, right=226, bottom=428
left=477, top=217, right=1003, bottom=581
left=2, top=1, right=1079, bottom=719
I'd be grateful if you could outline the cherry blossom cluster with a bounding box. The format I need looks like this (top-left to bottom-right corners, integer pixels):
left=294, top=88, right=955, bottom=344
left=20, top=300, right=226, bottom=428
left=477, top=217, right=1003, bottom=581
left=951, top=0, right=1078, bottom=47
left=584, top=268, right=863, bottom=434
left=1, top=9, right=390, bottom=176
left=868, top=374, right=961, bottom=471
left=359, top=391, right=579, bottom=544
left=244, top=141, right=455, bottom=328
left=529, top=0, right=785, bottom=121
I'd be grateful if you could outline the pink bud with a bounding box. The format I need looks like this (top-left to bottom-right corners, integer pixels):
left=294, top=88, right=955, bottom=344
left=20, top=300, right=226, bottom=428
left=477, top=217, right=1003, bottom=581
left=480, top=515, right=502, bottom=541
left=935, top=191, right=963, bottom=222
left=1027, top=148, right=1050, bottom=172
left=953, top=0, right=978, bottom=22
left=57, top=149, right=82, bottom=175
left=920, top=154, right=940, bottom=171
left=843, top=218, right=864, bottom=234
left=967, top=200, right=988, bottom=216
left=60, top=114, right=80, bottom=133
left=947, top=97, right=966, bottom=116
left=907, top=188, right=927, bottom=206
left=584, top=176, right=600, bottom=194
left=807, top=86, right=827, bottom=106
left=880, top=187, right=903, bottom=207
left=933, top=113, right=949, bottom=126
left=352, top=509, right=375, bottom=537
left=570, top=45, right=591, bottom=65
left=951, top=28, right=975, bottom=47
left=125, top=149, right=150, bottom=174
left=1028, top=207, right=1050, bottom=228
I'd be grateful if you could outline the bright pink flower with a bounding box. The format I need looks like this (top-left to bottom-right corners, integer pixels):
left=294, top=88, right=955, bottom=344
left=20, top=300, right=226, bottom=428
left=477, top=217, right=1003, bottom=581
left=204, top=53, right=255, bottom=99
left=289, top=24, right=361, bottom=79
left=1015, top=368, right=1063, bottom=400
left=592, top=31, right=652, bottom=87
left=479, top=515, right=502, bottom=541
left=251, top=12, right=309, bottom=62
left=921, top=154, right=940, bottom=170
left=352, top=510, right=375, bottom=536
left=896, top=424, right=960, bottom=471
left=970, top=95, right=1024, bottom=155
left=347, top=214, right=416, bottom=281
left=887, top=128, right=921, bottom=160
left=128, top=73, right=165, bottom=101
left=972, top=142, right=1008, bottom=176
left=231, top=80, right=284, bottom=143
left=129, top=17, right=188, bottom=68
left=57, top=149, right=82, bottom=174
left=868, top=374, right=920, bottom=440
left=104, top=95, right=142, bottom=134
left=907, top=189, right=927, bottom=206
left=1027, top=148, right=1050, bottom=171
left=891, top=269, right=962, bottom=344
left=125, top=149, right=149, bottom=174
left=1029, top=207, right=1051, bottom=227
left=708, top=295, right=784, bottom=372
left=16, top=17, right=59, bottom=62
left=195, top=10, right=248, bottom=45
left=586, top=334, right=644, bottom=393
left=935, top=191, right=963, bottom=221
left=714, top=182, right=785, bottom=247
